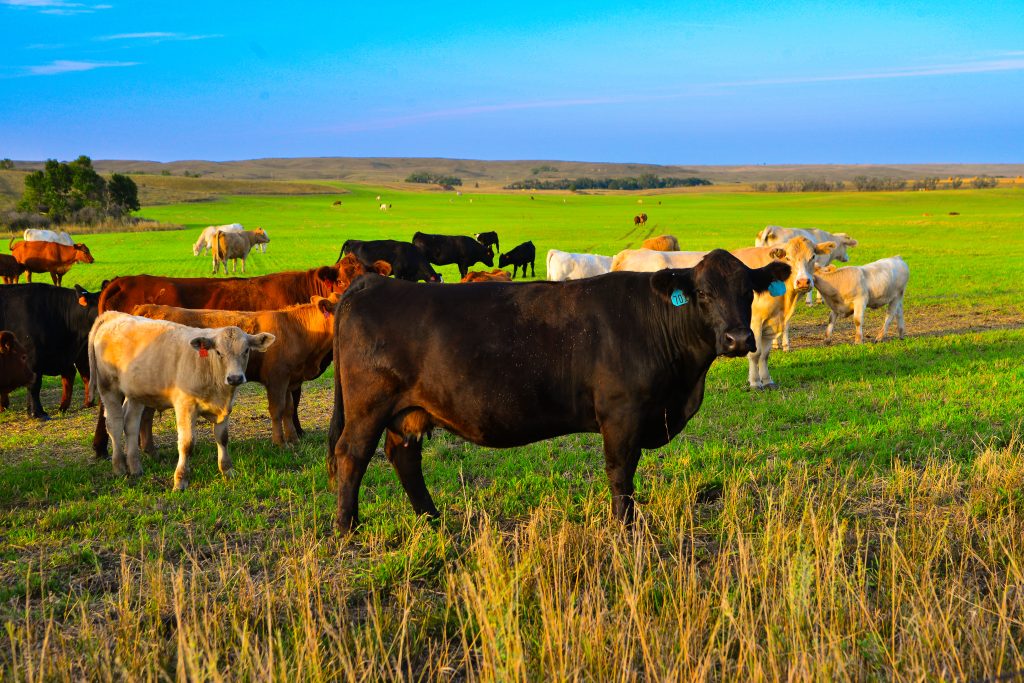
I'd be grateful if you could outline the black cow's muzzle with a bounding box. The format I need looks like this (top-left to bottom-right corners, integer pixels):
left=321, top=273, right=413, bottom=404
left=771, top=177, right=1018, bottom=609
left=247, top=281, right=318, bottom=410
left=720, top=329, right=756, bottom=357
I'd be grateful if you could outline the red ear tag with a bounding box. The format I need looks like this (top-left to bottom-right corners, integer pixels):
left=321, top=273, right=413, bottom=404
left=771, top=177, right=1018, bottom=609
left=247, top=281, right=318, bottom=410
left=199, top=345, right=209, bottom=358
left=78, top=296, right=87, bottom=306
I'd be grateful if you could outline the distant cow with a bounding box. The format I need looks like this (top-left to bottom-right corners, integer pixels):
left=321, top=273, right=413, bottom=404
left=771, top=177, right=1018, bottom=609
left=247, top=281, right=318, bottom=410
left=341, top=239, right=441, bottom=282
left=0, top=254, right=25, bottom=284
left=379, top=203, right=391, bottom=212
left=132, top=294, right=338, bottom=446
left=24, top=229, right=74, bottom=246
left=461, top=269, right=512, bottom=283
left=813, top=257, right=909, bottom=344
left=89, top=312, right=275, bottom=489
left=497, top=241, right=536, bottom=278
left=0, top=331, right=34, bottom=410
left=193, top=223, right=244, bottom=257
left=474, top=231, right=500, bottom=254
left=641, top=235, right=680, bottom=251
left=732, top=237, right=835, bottom=388
left=326, top=250, right=790, bottom=531
left=413, top=232, right=494, bottom=278
left=611, top=248, right=707, bottom=272
left=0, top=282, right=104, bottom=418
left=212, top=229, right=269, bottom=275
left=633, top=213, right=648, bottom=227
left=545, top=250, right=613, bottom=281
left=8, top=238, right=94, bottom=287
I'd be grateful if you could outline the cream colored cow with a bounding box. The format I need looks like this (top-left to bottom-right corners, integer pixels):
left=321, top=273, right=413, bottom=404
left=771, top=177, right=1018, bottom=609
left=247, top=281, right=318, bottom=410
left=611, top=248, right=708, bottom=272
left=813, top=257, right=909, bottom=344
left=545, top=249, right=613, bottom=281
left=89, top=312, right=275, bottom=490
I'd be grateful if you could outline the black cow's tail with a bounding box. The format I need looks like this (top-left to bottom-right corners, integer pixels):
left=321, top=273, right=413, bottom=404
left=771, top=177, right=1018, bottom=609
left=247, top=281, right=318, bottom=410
left=340, top=239, right=355, bottom=257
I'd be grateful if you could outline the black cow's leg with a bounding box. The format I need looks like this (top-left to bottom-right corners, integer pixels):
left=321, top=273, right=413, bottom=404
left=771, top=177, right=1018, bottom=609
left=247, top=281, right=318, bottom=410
left=384, top=430, right=438, bottom=518
left=26, top=374, right=49, bottom=420
left=531, top=259, right=536, bottom=277
left=334, top=420, right=386, bottom=532
left=600, top=424, right=641, bottom=525
left=93, top=399, right=110, bottom=459
left=0, top=392, right=9, bottom=411
left=139, top=407, right=157, bottom=456
left=58, top=368, right=75, bottom=413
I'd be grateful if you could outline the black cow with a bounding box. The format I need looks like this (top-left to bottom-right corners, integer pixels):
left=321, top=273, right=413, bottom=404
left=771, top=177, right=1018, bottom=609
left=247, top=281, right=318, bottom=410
left=0, top=282, right=106, bottom=419
left=412, top=232, right=493, bottom=278
left=340, top=239, right=440, bottom=282
left=0, top=331, right=35, bottom=406
left=474, top=231, right=500, bottom=255
left=498, top=241, right=536, bottom=279
left=327, top=249, right=791, bottom=531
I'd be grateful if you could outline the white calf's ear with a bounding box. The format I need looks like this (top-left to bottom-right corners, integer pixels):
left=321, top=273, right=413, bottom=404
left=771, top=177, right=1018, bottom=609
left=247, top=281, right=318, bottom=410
left=248, top=332, right=276, bottom=352
left=815, top=241, right=837, bottom=255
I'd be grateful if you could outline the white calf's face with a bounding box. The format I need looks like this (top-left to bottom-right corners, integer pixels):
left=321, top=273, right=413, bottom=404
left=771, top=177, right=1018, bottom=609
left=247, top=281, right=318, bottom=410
left=190, top=327, right=276, bottom=387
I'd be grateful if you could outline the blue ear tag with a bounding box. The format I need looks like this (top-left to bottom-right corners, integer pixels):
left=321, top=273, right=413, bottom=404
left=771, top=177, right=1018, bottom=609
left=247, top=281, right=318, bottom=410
left=670, top=289, right=688, bottom=307
left=768, top=280, right=786, bottom=296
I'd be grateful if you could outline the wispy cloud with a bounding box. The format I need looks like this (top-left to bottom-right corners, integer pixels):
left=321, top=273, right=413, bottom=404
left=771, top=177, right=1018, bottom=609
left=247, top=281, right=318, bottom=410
left=2, top=0, right=111, bottom=14
left=327, top=55, right=1024, bottom=133
left=96, top=31, right=222, bottom=42
left=26, top=59, right=138, bottom=75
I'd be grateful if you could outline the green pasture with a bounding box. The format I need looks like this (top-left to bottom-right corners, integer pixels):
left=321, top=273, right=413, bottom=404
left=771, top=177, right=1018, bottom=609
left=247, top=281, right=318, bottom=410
left=2, top=185, right=1024, bottom=678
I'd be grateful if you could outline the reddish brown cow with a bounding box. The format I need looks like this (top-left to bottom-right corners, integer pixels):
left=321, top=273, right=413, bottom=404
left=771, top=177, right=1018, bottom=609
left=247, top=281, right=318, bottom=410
left=9, top=238, right=94, bottom=287
left=0, top=254, right=25, bottom=284
left=0, top=331, right=35, bottom=410
left=460, top=269, right=512, bottom=283
left=132, top=295, right=339, bottom=446
left=93, top=255, right=390, bottom=457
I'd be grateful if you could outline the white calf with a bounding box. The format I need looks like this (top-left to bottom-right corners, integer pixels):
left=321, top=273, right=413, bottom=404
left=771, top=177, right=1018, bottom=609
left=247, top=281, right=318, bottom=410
left=545, top=249, right=613, bottom=281
left=813, top=257, right=909, bottom=344
left=611, top=248, right=708, bottom=272
left=193, top=223, right=244, bottom=256
left=24, top=229, right=74, bottom=246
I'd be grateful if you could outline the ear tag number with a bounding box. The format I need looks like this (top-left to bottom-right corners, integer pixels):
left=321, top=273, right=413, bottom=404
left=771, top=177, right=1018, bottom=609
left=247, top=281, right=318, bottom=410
left=670, top=289, right=688, bottom=307
left=198, top=345, right=209, bottom=358
left=768, top=280, right=786, bottom=296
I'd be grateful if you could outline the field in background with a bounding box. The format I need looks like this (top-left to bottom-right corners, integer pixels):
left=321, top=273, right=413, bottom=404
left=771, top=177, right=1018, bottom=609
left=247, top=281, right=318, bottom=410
left=2, top=185, right=1023, bottom=679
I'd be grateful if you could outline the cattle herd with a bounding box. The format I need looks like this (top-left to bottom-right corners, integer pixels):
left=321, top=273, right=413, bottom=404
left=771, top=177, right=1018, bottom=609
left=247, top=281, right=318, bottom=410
left=0, top=214, right=910, bottom=532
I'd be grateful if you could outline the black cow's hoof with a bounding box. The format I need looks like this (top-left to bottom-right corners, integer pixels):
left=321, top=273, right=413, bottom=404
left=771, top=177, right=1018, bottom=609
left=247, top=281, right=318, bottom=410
left=33, top=413, right=52, bottom=422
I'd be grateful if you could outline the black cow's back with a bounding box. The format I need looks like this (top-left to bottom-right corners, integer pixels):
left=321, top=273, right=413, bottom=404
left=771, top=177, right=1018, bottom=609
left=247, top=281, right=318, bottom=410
left=0, top=284, right=97, bottom=376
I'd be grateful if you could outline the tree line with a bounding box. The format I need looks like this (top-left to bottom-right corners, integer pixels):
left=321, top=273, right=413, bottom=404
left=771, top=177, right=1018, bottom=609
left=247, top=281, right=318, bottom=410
left=405, top=172, right=463, bottom=187
left=505, top=174, right=712, bottom=191
left=752, top=175, right=1001, bottom=192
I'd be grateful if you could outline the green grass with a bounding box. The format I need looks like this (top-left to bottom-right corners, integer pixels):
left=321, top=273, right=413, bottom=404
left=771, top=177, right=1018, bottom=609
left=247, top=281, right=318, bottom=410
left=1, top=185, right=1023, bottom=679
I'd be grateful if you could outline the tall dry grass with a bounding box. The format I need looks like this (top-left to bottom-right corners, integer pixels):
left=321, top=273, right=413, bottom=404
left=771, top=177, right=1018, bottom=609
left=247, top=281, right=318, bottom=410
left=4, top=440, right=1024, bottom=681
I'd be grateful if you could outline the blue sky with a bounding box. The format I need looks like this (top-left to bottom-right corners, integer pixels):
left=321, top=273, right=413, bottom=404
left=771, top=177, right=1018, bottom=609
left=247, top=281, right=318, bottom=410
left=1, top=0, right=1022, bottom=164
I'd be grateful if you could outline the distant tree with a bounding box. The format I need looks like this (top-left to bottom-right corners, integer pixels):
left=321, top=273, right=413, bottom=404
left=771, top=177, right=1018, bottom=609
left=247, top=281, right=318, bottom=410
left=948, top=177, right=964, bottom=189
left=107, top=173, right=140, bottom=213
left=0, top=158, right=14, bottom=170
left=970, top=175, right=998, bottom=189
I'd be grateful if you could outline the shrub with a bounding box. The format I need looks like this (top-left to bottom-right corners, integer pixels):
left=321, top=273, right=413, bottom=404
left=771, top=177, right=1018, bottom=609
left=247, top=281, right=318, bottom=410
left=0, top=210, right=51, bottom=231
left=970, top=175, right=998, bottom=189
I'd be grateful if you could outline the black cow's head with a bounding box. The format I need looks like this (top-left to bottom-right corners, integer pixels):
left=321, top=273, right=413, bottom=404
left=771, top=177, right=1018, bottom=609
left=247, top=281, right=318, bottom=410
left=74, top=281, right=108, bottom=311
left=650, top=249, right=790, bottom=357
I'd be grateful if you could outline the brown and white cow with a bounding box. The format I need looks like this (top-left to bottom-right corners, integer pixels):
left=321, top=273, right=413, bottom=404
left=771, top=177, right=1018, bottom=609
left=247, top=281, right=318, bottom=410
left=641, top=235, right=680, bottom=251
left=732, top=237, right=835, bottom=389
left=0, top=330, right=35, bottom=409
left=131, top=295, right=338, bottom=446
left=89, top=312, right=275, bottom=489
left=212, top=229, right=269, bottom=275
left=813, top=257, right=909, bottom=344
left=8, top=238, right=94, bottom=287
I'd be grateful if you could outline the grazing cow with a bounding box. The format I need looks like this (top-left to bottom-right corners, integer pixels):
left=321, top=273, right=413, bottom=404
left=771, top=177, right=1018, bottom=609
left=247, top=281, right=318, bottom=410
left=474, top=231, right=500, bottom=254
left=611, top=248, right=708, bottom=272
left=379, top=203, right=390, bottom=212
left=24, top=229, right=74, bottom=246
left=460, top=269, right=512, bottom=283
left=412, top=232, right=494, bottom=278
left=193, top=223, right=244, bottom=257
left=0, top=282, right=104, bottom=418
left=813, top=257, right=910, bottom=344
left=0, top=254, right=25, bottom=284
left=0, top=331, right=35, bottom=409
left=132, top=294, right=338, bottom=446
left=497, top=241, right=536, bottom=278
left=326, top=250, right=791, bottom=531
left=212, top=229, right=269, bottom=275
left=89, top=312, right=275, bottom=489
left=8, top=238, right=94, bottom=287
left=633, top=215, right=642, bottom=226
left=545, top=250, right=613, bottom=281
left=332, top=200, right=343, bottom=206
left=94, top=258, right=387, bottom=457
left=641, top=235, right=680, bottom=251
left=732, top=237, right=835, bottom=389
left=340, top=239, right=441, bottom=282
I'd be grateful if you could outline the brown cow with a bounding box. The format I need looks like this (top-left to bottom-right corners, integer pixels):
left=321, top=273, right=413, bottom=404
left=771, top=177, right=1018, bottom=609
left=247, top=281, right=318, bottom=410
left=460, top=269, right=512, bottom=283
left=93, top=255, right=390, bottom=457
left=9, top=238, right=94, bottom=287
left=132, top=295, right=339, bottom=446
left=0, top=254, right=25, bottom=284
left=0, top=330, right=35, bottom=410
left=641, top=234, right=680, bottom=251
left=212, top=229, right=269, bottom=275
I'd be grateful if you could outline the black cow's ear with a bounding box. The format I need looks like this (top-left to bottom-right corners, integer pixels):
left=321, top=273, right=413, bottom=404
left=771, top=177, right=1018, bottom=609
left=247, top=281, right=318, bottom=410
left=650, top=269, right=695, bottom=304
left=73, top=284, right=85, bottom=296
left=750, top=261, right=792, bottom=293
left=101, top=279, right=111, bottom=290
